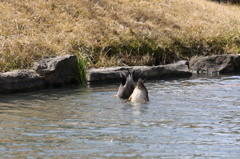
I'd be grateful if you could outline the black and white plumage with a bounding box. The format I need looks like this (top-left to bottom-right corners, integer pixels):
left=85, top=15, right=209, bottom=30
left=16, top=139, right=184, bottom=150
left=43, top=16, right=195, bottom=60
left=125, top=78, right=149, bottom=103
left=114, top=71, right=135, bottom=99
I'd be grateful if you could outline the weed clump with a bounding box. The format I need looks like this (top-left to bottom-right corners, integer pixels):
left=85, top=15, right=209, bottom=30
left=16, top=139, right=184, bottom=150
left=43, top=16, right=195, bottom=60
left=76, top=57, right=87, bottom=85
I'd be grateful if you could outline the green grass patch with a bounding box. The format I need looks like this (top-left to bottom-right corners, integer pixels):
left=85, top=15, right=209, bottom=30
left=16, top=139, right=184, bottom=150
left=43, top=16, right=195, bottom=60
left=76, top=57, right=87, bottom=85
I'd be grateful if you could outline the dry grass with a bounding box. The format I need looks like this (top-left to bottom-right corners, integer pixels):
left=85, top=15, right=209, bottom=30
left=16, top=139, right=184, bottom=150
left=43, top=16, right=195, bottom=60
left=0, top=0, right=240, bottom=72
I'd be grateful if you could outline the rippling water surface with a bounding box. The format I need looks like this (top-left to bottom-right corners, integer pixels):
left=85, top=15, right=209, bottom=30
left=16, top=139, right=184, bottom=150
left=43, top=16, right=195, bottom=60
left=0, top=75, right=240, bottom=158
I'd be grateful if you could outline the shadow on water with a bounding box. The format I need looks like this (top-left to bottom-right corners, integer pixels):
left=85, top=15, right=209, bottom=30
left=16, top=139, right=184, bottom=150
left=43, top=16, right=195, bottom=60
left=0, top=74, right=240, bottom=158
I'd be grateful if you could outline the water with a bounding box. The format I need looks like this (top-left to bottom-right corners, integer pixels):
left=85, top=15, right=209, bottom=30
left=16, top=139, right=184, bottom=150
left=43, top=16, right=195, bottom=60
left=0, top=75, right=240, bottom=158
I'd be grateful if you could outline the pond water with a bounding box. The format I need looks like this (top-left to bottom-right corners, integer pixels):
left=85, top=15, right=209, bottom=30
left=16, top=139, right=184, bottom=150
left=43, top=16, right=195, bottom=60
left=0, top=75, right=240, bottom=158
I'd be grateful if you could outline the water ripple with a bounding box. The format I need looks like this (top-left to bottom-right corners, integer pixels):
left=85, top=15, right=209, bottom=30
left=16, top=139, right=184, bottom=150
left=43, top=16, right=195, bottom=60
left=0, top=75, right=240, bottom=158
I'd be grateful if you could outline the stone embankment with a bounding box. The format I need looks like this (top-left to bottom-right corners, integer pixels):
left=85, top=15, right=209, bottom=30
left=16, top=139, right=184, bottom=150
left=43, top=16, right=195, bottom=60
left=0, top=55, right=79, bottom=93
left=87, top=60, right=191, bottom=82
left=190, top=54, right=240, bottom=74
left=0, top=54, right=240, bottom=93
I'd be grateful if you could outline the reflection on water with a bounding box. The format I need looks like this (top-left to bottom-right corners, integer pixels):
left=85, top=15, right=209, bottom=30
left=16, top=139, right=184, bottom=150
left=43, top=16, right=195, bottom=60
left=0, top=75, right=240, bottom=158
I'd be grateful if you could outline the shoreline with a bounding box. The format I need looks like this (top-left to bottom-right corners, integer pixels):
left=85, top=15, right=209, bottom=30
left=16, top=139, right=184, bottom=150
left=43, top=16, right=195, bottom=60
left=1, top=54, right=240, bottom=93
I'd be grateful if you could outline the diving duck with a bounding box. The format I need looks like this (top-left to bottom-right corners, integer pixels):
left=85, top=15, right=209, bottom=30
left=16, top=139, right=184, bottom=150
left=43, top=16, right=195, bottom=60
left=114, top=71, right=135, bottom=99
left=125, top=78, right=149, bottom=103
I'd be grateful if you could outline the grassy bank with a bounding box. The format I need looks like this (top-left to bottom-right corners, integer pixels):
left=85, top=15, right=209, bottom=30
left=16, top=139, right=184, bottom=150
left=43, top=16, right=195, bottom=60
left=1, top=0, right=240, bottom=72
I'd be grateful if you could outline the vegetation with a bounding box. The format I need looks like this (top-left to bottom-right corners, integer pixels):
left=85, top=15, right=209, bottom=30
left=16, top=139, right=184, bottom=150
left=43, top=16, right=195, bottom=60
left=76, top=57, right=87, bottom=85
left=1, top=0, right=240, bottom=72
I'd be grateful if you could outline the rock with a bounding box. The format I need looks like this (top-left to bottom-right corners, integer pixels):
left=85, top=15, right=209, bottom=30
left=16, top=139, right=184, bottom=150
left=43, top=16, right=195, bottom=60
left=0, top=70, right=45, bottom=93
left=189, top=54, right=240, bottom=74
left=87, top=67, right=131, bottom=82
left=33, top=55, right=79, bottom=86
left=87, top=61, right=191, bottom=82
left=177, top=60, right=189, bottom=66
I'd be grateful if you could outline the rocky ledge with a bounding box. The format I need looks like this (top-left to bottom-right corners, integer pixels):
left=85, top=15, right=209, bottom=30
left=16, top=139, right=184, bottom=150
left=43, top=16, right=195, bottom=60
left=0, top=70, right=45, bottom=92
left=190, top=54, right=240, bottom=74
left=33, top=55, right=79, bottom=86
left=87, top=61, right=191, bottom=82
left=1, top=54, right=240, bottom=93
left=0, top=55, right=79, bottom=93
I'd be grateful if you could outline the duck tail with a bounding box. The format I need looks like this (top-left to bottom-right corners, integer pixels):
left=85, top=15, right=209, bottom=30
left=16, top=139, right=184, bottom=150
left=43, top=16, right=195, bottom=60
left=119, top=72, right=127, bottom=85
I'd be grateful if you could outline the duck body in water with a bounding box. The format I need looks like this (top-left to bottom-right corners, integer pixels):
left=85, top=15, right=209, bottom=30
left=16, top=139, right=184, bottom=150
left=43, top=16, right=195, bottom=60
left=125, top=78, right=149, bottom=103
left=114, top=72, right=135, bottom=99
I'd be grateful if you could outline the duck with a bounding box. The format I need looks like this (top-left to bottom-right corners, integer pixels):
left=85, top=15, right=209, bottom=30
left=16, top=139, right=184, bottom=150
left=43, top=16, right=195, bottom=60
left=125, top=78, right=149, bottom=103
left=114, top=71, right=135, bottom=99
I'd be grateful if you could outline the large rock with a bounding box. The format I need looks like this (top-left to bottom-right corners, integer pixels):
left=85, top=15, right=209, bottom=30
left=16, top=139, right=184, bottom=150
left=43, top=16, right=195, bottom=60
left=33, top=55, right=79, bottom=86
left=87, top=61, right=191, bottom=82
left=189, top=54, right=240, bottom=74
left=0, top=70, right=45, bottom=92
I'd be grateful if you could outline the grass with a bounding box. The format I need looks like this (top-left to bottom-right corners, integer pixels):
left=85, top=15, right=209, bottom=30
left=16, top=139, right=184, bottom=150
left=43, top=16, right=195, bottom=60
left=0, top=0, right=240, bottom=72
left=76, top=57, right=87, bottom=85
